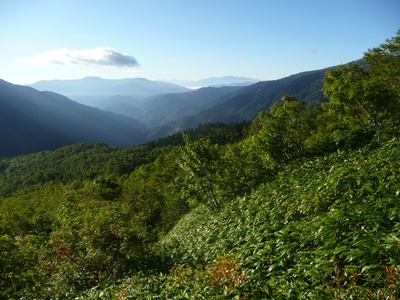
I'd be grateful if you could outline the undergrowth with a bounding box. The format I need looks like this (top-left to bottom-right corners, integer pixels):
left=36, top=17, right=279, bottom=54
left=77, top=138, right=400, bottom=299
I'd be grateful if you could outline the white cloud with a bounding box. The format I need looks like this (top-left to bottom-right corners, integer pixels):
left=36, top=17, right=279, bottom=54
left=17, top=47, right=139, bottom=67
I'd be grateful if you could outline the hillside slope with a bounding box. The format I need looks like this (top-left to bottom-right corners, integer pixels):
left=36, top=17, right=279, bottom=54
left=76, top=139, right=400, bottom=299
left=158, top=140, right=400, bottom=298
left=148, top=67, right=331, bottom=137
left=139, top=86, right=243, bottom=129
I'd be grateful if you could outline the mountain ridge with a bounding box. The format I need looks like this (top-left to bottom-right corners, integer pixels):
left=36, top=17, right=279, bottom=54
left=0, top=79, right=146, bottom=158
left=28, top=77, right=190, bottom=106
left=2, top=64, right=344, bottom=156
left=166, top=76, right=259, bottom=88
left=146, top=66, right=333, bottom=137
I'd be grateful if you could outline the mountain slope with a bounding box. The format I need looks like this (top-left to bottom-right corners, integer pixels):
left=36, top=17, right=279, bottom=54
left=0, top=79, right=146, bottom=158
left=194, top=67, right=330, bottom=123
left=99, top=95, right=143, bottom=108
left=138, top=86, right=243, bottom=129
left=101, top=102, right=143, bottom=119
left=148, top=67, right=331, bottom=137
left=155, top=140, right=400, bottom=298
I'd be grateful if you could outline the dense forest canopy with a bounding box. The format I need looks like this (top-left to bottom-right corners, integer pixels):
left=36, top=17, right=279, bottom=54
left=1, top=30, right=400, bottom=299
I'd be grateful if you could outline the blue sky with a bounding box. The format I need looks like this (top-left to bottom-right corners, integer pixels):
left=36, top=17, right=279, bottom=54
left=1, top=0, right=399, bottom=85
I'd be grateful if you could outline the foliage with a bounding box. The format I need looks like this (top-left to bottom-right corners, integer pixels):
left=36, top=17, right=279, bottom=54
left=159, top=138, right=400, bottom=298
left=0, top=182, right=63, bottom=236
left=76, top=256, right=248, bottom=300
left=249, top=95, right=312, bottom=163
left=124, top=148, right=190, bottom=233
left=323, top=30, right=400, bottom=141
left=178, top=134, right=222, bottom=209
left=40, top=198, right=154, bottom=297
left=76, top=138, right=400, bottom=299
left=0, top=234, right=47, bottom=299
left=177, top=127, right=272, bottom=211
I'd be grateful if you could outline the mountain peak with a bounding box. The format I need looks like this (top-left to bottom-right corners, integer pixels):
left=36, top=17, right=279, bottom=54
left=81, top=76, right=104, bottom=80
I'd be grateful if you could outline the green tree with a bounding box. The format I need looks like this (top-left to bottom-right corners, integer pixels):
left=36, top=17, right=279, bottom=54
left=217, top=140, right=276, bottom=200
left=92, top=175, right=122, bottom=201
left=39, top=182, right=157, bottom=297
left=179, top=134, right=221, bottom=210
left=364, top=29, right=400, bottom=97
left=323, top=30, right=400, bottom=141
left=250, top=95, right=311, bottom=163
left=0, top=234, right=47, bottom=299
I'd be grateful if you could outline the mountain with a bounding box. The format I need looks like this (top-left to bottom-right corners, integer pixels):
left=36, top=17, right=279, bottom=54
left=167, top=76, right=259, bottom=88
left=147, top=67, right=331, bottom=138
left=194, top=67, right=330, bottom=122
left=138, top=86, right=243, bottom=129
left=0, top=79, right=147, bottom=158
left=99, top=95, right=143, bottom=108
left=15, top=66, right=333, bottom=147
left=99, top=95, right=144, bottom=119
left=28, top=77, right=190, bottom=107
left=101, top=102, right=144, bottom=119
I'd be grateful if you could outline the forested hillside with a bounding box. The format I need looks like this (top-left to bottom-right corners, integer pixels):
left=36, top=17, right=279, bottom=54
left=0, top=82, right=147, bottom=158
left=145, top=66, right=330, bottom=138
left=1, top=31, right=399, bottom=299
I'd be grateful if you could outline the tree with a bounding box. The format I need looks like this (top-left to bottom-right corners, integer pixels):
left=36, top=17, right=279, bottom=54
left=250, top=95, right=311, bottom=162
left=0, top=234, right=46, bottom=299
left=323, top=30, right=400, bottom=140
left=364, top=29, right=400, bottom=96
left=40, top=182, right=158, bottom=297
left=218, top=140, right=276, bottom=198
left=178, top=134, right=221, bottom=210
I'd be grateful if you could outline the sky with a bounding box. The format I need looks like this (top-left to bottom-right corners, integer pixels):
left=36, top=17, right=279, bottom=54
left=1, top=0, right=399, bottom=85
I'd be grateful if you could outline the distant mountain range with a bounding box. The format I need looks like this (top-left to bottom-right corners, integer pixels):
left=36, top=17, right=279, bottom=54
left=26, top=76, right=263, bottom=132
left=28, top=77, right=190, bottom=107
left=1, top=65, right=336, bottom=157
left=0, top=80, right=146, bottom=158
left=28, top=76, right=259, bottom=107
left=166, top=76, right=260, bottom=88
